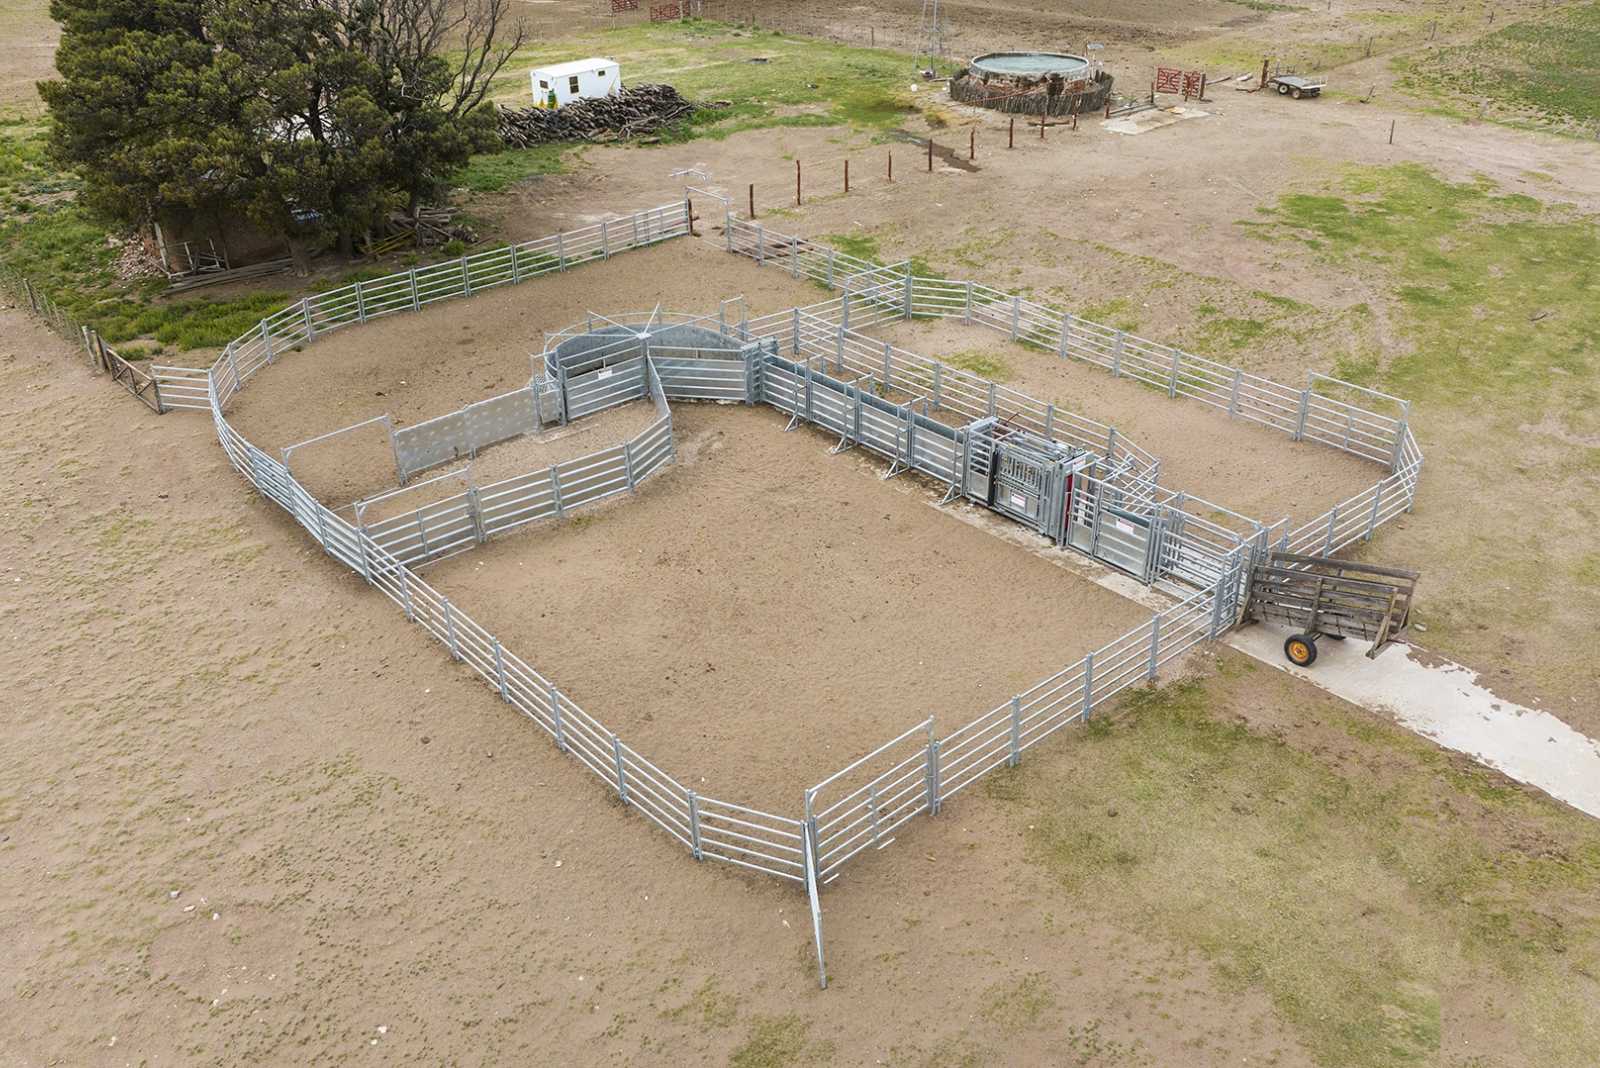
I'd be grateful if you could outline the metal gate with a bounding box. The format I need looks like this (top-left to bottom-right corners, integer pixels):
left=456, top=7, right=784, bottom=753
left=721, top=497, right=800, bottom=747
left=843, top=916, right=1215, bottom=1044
left=963, top=421, right=1084, bottom=544
left=1066, top=475, right=1161, bottom=582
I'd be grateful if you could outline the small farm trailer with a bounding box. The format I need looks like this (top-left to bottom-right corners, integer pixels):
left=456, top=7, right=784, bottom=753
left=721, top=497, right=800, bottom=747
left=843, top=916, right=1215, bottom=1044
left=1248, top=552, right=1418, bottom=666
left=530, top=57, right=622, bottom=108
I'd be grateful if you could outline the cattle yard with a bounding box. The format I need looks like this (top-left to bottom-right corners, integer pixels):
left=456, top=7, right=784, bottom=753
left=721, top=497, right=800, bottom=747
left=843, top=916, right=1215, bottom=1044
left=120, top=197, right=1423, bottom=984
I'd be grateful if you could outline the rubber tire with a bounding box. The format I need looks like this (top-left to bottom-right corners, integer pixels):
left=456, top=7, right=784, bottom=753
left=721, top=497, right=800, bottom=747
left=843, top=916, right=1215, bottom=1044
left=1284, top=634, right=1318, bottom=667
left=1278, top=83, right=1289, bottom=95
left=1291, top=87, right=1303, bottom=99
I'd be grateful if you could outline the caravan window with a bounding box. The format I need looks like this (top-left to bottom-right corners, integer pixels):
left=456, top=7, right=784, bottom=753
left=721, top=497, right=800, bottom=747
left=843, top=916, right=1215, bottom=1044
left=538, top=79, right=548, bottom=90
left=569, top=75, right=581, bottom=94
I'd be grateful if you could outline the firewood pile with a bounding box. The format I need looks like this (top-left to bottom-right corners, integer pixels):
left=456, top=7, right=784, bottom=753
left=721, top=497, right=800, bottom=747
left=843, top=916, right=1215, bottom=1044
left=497, top=84, right=714, bottom=147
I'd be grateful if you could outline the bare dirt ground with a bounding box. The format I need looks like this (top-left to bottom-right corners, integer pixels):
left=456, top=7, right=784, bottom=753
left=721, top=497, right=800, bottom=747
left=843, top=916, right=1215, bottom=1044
left=497, top=58, right=1600, bottom=732
left=423, top=402, right=1152, bottom=807
left=293, top=399, right=661, bottom=514
left=0, top=302, right=1306, bottom=1067
left=695, top=0, right=1254, bottom=61
left=8, top=2, right=1600, bottom=1063
left=867, top=316, right=1383, bottom=525
left=0, top=0, right=56, bottom=115
left=223, top=239, right=821, bottom=457
left=7, top=307, right=1597, bottom=1065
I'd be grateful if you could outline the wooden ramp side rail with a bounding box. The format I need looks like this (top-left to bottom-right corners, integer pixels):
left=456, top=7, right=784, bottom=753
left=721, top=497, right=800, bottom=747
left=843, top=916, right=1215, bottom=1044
left=1248, top=552, right=1418, bottom=658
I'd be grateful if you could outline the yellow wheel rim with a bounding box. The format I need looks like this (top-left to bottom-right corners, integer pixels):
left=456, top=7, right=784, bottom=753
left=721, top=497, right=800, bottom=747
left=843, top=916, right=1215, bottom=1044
left=1288, top=640, right=1311, bottom=662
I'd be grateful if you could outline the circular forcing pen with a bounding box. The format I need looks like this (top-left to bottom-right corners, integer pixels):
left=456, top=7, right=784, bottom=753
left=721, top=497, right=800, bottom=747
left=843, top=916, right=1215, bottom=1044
left=968, top=52, right=1092, bottom=78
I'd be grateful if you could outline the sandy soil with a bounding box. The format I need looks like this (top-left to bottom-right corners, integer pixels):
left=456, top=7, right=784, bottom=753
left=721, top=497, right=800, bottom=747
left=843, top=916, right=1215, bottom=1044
left=0, top=0, right=57, bottom=115
left=867, top=316, right=1383, bottom=526
left=223, top=239, right=821, bottom=456
left=1, top=300, right=1321, bottom=1067
left=423, top=402, right=1152, bottom=806
left=713, top=0, right=1255, bottom=60
left=293, top=399, right=662, bottom=514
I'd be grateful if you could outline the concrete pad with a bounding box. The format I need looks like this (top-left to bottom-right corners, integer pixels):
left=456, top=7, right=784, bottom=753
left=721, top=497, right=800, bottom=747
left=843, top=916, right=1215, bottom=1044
left=1229, top=625, right=1600, bottom=819
left=1101, top=106, right=1210, bottom=136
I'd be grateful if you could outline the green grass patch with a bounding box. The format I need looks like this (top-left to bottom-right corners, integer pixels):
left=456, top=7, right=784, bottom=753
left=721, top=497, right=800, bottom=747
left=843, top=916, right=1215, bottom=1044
left=1400, top=3, right=1600, bottom=129
left=822, top=232, right=881, bottom=263
left=945, top=350, right=1011, bottom=380
left=1075, top=297, right=1141, bottom=334
left=1250, top=163, right=1600, bottom=437
left=454, top=143, right=577, bottom=193
left=0, top=117, right=77, bottom=218
left=491, top=22, right=951, bottom=146
left=729, top=1014, right=834, bottom=1068
left=1001, top=671, right=1600, bottom=1068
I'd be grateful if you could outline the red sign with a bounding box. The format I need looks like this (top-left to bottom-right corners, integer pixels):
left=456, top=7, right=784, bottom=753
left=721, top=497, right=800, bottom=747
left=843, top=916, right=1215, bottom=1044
left=1154, top=67, right=1182, bottom=94
left=1181, top=70, right=1204, bottom=98
left=649, top=1, right=681, bottom=20
left=611, top=0, right=639, bottom=10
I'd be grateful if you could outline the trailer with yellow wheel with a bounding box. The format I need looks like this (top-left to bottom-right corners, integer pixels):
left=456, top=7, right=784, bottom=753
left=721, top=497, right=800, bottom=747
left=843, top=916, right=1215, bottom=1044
left=1247, top=552, right=1418, bottom=667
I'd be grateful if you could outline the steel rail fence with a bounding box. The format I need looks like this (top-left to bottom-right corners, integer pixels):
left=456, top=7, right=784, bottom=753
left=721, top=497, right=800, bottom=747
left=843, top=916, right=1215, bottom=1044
left=183, top=204, right=813, bottom=888
left=721, top=217, right=1416, bottom=474
left=25, top=200, right=1424, bottom=989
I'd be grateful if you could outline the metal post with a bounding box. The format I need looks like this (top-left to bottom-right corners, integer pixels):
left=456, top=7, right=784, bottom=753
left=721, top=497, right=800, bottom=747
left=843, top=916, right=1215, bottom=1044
left=932, top=363, right=943, bottom=409
left=1389, top=400, right=1411, bottom=474
left=409, top=269, right=420, bottom=310
left=1168, top=350, right=1181, bottom=398
left=1008, top=695, right=1022, bottom=767
left=467, top=485, right=486, bottom=544
left=549, top=683, right=567, bottom=750
left=1106, top=425, right=1118, bottom=459
left=756, top=224, right=765, bottom=264
left=1045, top=403, right=1056, bottom=439
left=1147, top=617, right=1162, bottom=679
left=792, top=307, right=801, bottom=354
left=1294, top=389, right=1310, bottom=441
left=601, top=220, right=610, bottom=259
left=493, top=639, right=509, bottom=699
left=551, top=467, right=564, bottom=516
left=1010, top=296, right=1020, bottom=340
left=302, top=299, right=315, bottom=339
left=398, top=565, right=415, bottom=621
left=687, top=790, right=703, bottom=860
left=882, top=340, right=892, bottom=391
left=1324, top=505, right=1339, bottom=553
left=1112, top=330, right=1125, bottom=376
left=1366, top=484, right=1384, bottom=540
left=612, top=734, right=629, bottom=804
left=261, top=321, right=276, bottom=363
left=1229, top=368, right=1243, bottom=415
left=1059, top=313, right=1072, bottom=359
left=556, top=232, right=566, bottom=270
left=461, top=256, right=472, bottom=296
left=826, top=249, right=836, bottom=290
left=1082, top=651, right=1095, bottom=718
left=924, top=732, right=942, bottom=815
left=443, top=598, right=460, bottom=660
left=624, top=439, right=636, bottom=490
left=965, top=281, right=974, bottom=323
left=791, top=234, right=800, bottom=277
left=902, top=267, right=913, bottom=320
left=355, top=524, right=373, bottom=583
left=987, top=381, right=997, bottom=417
